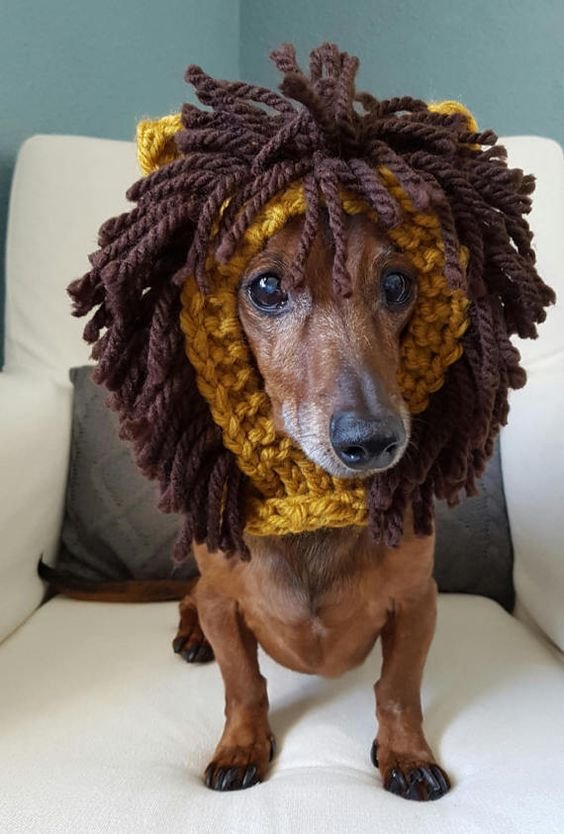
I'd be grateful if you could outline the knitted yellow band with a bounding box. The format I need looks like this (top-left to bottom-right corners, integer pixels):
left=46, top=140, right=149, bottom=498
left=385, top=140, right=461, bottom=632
left=136, top=105, right=472, bottom=537
left=136, top=113, right=183, bottom=176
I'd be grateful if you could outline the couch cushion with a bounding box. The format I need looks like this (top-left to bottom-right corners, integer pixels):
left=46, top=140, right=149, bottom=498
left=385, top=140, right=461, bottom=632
left=1, top=595, right=563, bottom=833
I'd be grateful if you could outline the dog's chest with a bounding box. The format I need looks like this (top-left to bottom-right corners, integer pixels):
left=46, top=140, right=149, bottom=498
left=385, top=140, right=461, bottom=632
left=241, top=530, right=389, bottom=676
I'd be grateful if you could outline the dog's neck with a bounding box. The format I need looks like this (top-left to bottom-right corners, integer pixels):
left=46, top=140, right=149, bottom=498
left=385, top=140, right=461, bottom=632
left=244, top=526, right=375, bottom=607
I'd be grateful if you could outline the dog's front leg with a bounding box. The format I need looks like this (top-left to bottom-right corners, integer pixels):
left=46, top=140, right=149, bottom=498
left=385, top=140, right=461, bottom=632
left=196, top=579, right=275, bottom=791
left=172, top=584, right=215, bottom=663
left=373, top=579, right=451, bottom=801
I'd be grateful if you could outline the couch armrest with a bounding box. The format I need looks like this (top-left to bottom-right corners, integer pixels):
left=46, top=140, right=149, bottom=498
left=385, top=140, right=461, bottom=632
left=0, top=372, right=72, bottom=641
left=498, top=137, right=564, bottom=651
left=501, top=361, right=564, bottom=653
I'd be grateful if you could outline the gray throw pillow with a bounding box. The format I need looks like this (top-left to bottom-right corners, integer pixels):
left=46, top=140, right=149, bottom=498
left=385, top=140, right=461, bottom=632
left=57, top=366, right=194, bottom=582
left=434, top=441, right=514, bottom=612
left=56, top=366, right=514, bottom=611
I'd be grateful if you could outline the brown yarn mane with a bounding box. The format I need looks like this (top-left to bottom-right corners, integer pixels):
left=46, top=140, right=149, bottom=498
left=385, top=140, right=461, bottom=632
left=68, top=42, right=555, bottom=558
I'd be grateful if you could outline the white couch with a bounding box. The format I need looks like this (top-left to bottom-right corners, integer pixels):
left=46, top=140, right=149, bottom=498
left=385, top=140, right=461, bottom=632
left=1, top=134, right=563, bottom=834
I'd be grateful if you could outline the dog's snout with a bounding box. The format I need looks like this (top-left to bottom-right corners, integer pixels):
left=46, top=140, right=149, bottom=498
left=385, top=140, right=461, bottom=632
left=329, top=411, right=406, bottom=471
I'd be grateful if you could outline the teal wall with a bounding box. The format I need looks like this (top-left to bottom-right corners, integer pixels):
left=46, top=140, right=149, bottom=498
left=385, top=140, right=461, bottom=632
left=240, top=0, right=564, bottom=144
left=2, top=0, right=564, bottom=365
left=0, top=0, right=239, bottom=366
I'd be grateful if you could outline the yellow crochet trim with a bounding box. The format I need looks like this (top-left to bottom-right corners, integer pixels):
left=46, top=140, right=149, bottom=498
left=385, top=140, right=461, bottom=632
left=427, top=100, right=479, bottom=133
left=136, top=114, right=183, bottom=175
left=137, top=106, right=472, bottom=537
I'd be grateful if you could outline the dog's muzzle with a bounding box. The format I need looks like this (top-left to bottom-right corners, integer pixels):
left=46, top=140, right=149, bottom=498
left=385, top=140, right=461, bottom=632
left=329, top=411, right=406, bottom=472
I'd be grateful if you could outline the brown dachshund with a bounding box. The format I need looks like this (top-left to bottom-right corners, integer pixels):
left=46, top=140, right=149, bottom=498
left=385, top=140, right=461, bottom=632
left=172, top=213, right=450, bottom=800
left=43, top=211, right=449, bottom=800
left=48, top=43, right=555, bottom=806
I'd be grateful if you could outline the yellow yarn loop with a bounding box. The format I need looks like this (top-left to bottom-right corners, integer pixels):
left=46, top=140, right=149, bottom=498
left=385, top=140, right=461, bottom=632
left=136, top=114, right=184, bottom=175
left=428, top=100, right=479, bottom=133
left=137, top=108, right=472, bottom=537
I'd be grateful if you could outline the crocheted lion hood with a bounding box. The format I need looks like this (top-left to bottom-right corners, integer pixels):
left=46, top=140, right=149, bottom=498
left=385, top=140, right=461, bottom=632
left=68, top=42, right=555, bottom=559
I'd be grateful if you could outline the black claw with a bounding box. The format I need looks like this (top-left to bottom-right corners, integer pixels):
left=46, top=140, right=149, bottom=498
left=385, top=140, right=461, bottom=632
left=172, top=635, right=186, bottom=654
left=421, top=765, right=440, bottom=794
left=370, top=740, right=379, bottom=767
left=180, top=642, right=214, bottom=663
left=229, top=768, right=244, bottom=791
left=196, top=644, right=215, bottom=663
left=217, top=769, right=230, bottom=791
left=241, top=765, right=258, bottom=789
left=204, top=764, right=214, bottom=788
left=212, top=767, right=226, bottom=791
left=192, top=645, right=207, bottom=663
left=407, top=770, right=425, bottom=802
left=430, top=765, right=450, bottom=796
left=180, top=645, right=198, bottom=663
left=219, top=767, right=241, bottom=791
left=387, top=774, right=402, bottom=796
left=386, top=767, right=407, bottom=796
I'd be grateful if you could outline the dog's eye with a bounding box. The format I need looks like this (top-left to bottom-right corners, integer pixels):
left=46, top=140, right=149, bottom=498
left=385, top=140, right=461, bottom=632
left=382, top=271, right=413, bottom=308
left=247, top=273, right=288, bottom=313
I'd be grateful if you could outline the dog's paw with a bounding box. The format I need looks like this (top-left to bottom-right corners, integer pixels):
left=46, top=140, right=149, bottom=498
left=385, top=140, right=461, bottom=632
left=203, top=735, right=276, bottom=792
left=371, top=742, right=450, bottom=801
left=384, top=763, right=450, bottom=801
left=173, top=600, right=214, bottom=663
left=172, top=630, right=214, bottom=663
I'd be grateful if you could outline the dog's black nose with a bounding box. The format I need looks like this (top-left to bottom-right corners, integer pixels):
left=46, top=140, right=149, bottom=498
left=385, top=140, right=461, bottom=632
left=329, top=411, right=406, bottom=471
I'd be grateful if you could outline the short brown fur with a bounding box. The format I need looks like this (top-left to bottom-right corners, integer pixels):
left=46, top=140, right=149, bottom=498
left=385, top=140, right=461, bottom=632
left=174, top=216, right=450, bottom=798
